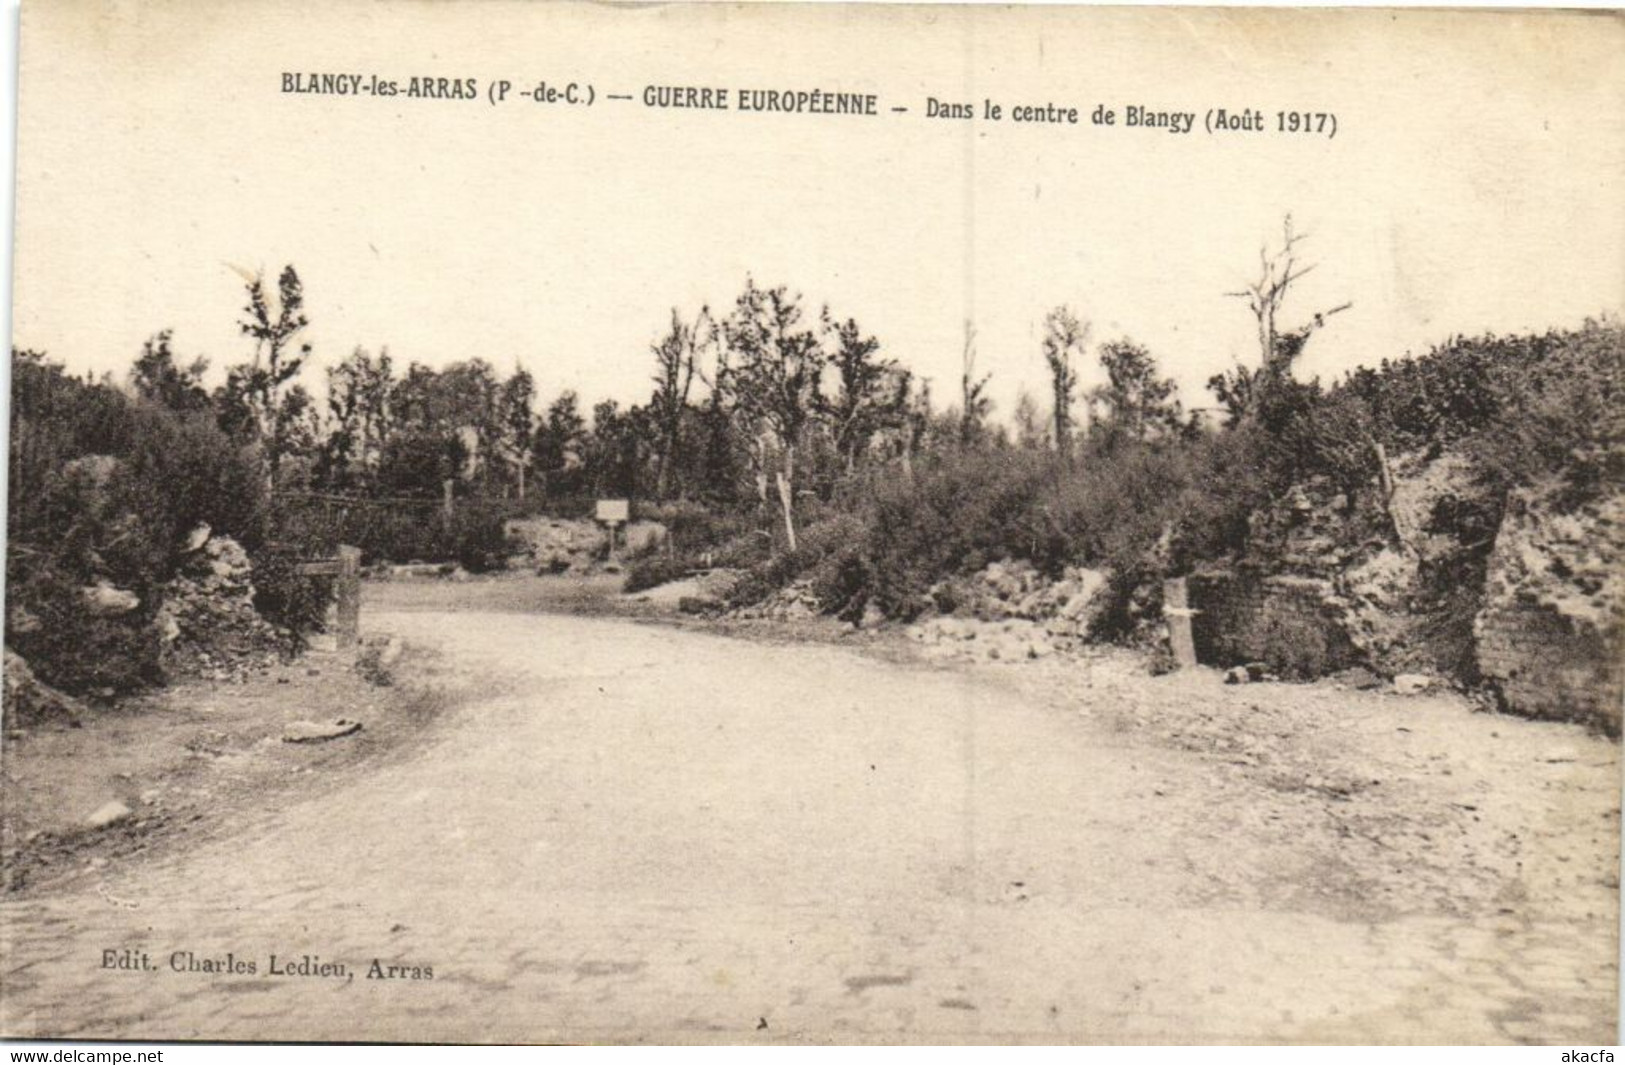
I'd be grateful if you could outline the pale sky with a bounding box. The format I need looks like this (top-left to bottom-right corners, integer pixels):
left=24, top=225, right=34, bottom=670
left=13, top=1, right=1624, bottom=422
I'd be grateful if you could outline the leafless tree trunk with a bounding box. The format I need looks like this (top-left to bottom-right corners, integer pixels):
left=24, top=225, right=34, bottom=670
left=775, top=444, right=798, bottom=553
left=1226, top=215, right=1352, bottom=388
left=960, top=320, right=992, bottom=446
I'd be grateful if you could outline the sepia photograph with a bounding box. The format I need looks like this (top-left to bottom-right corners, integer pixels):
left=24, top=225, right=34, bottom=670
left=1, top=0, right=1621, bottom=1047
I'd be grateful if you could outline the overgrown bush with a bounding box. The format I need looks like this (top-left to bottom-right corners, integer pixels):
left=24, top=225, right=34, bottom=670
left=251, top=550, right=333, bottom=637
left=1466, top=320, right=1624, bottom=507
left=6, top=352, right=283, bottom=695
left=5, top=554, right=161, bottom=695
left=269, top=496, right=513, bottom=571
left=622, top=500, right=774, bottom=594
left=624, top=554, right=690, bottom=595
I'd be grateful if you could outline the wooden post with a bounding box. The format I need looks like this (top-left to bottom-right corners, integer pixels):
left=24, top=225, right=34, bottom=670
left=335, top=545, right=361, bottom=649
left=1374, top=442, right=1416, bottom=555
left=1163, top=577, right=1199, bottom=669
left=441, top=479, right=455, bottom=524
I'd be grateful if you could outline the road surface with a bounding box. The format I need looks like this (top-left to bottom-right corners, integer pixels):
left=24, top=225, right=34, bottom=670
left=1, top=603, right=1616, bottom=1042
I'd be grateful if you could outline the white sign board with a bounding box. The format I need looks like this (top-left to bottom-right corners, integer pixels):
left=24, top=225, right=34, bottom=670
left=595, top=499, right=630, bottom=524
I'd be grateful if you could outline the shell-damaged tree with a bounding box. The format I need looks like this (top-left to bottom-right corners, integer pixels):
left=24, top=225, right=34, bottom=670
left=1041, top=305, right=1089, bottom=460
left=818, top=309, right=906, bottom=476
left=227, top=265, right=312, bottom=486
left=724, top=279, right=823, bottom=553
left=959, top=320, right=994, bottom=447
left=648, top=306, right=716, bottom=501
left=1211, top=214, right=1352, bottom=423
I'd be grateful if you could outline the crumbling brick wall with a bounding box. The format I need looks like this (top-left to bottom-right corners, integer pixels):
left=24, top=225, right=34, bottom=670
left=1475, top=601, right=1622, bottom=734
left=1473, top=485, right=1624, bottom=735
left=1187, top=570, right=1362, bottom=679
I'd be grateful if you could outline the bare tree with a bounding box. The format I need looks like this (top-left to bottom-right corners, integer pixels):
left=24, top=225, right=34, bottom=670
left=649, top=306, right=715, bottom=499
left=898, top=375, right=932, bottom=481
left=230, top=264, right=312, bottom=485
left=959, top=320, right=993, bottom=446
left=1041, top=305, right=1089, bottom=457
left=1224, top=214, right=1352, bottom=399
left=818, top=309, right=904, bottom=474
left=724, top=279, right=823, bottom=552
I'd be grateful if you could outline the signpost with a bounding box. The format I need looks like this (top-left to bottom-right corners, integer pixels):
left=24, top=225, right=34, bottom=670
left=296, top=544, right=363, bottom=649
left=595, top=499, right=630, bottom=562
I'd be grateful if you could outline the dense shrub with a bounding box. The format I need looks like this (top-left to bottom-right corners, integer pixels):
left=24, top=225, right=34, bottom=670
left=636, top=499, right=754, bottom=556
left=5, top=554, right=161, bottom=694
left=1337, top=319, right=1623, bottom=506
left=268, top=496, right=514, bottom=572
left=250, top=550, right=334, bottom=636
left=730, top=445, right=1216, bottom=624
left=622, top=499, right=777, bottom=594
left=624, top=554, right=690, bottom=595
left=1466, top=320, right=1624, bottom=507
left=6, top=352, right=282, bottom=694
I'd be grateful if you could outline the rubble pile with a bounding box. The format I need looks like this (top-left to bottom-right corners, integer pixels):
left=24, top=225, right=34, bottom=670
left=2, top=649, right=84, bottom=731
left=731, top=579, right=822, bottom=621
left=155, top=534, right=285, bottom=681
left=937, top=560, right=1109, bottom=625
left=505, top=517, right=667, bottom=574
left=905, top=560, right=1111, bottom=663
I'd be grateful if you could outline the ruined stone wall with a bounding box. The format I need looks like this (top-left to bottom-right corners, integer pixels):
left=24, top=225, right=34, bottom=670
left=1475, top=601, right=1621, bottom=734
left=1187, top=570, right=1362, bottom=679
left=1473, top=486, right=1624, bottom=735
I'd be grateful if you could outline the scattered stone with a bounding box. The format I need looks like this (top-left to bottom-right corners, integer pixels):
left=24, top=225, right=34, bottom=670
left=156, top=535, right=286, bottom=682
left=82, top=581, right=140, bottom=616
left=505, top=517, right=667, bottom=574
left=1334, top=666, right=1386, bottom=691
left=732, top=579, right=821, bottom=622
left=84, top=800, right=133, bottom=829
left=3, top=649, right=84, bottom=730
left=1225, top=666, right=1252, bottom=685
left=282, top=718, right=363, bottom=743
left=1394, top=673, right=1434, bottom=695
left=679, top=595, right=723, bottom=616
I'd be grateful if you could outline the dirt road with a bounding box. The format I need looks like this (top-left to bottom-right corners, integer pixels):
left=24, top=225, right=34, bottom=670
left=2, top=592, right=1617, bottom=1043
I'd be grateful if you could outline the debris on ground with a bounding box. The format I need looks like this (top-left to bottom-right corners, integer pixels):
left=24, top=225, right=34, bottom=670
left=2, top=649, right=85, bottom=731
left=732, top=579, right=821, bottom=621
left=505, top=517, right=665, bottom=575
left=354, top=637, right=404, bottom=686
left=281, top=719, right=363, bottom=743
left=895, top=560, right=1113, bottom=663
left=1394, top=673, right=1435, bottom=695
left=80, top=580, right=140, bottom=617
left=155, top=534, right=286, bottom=681
left=82, top=801, right=133, bottom=830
